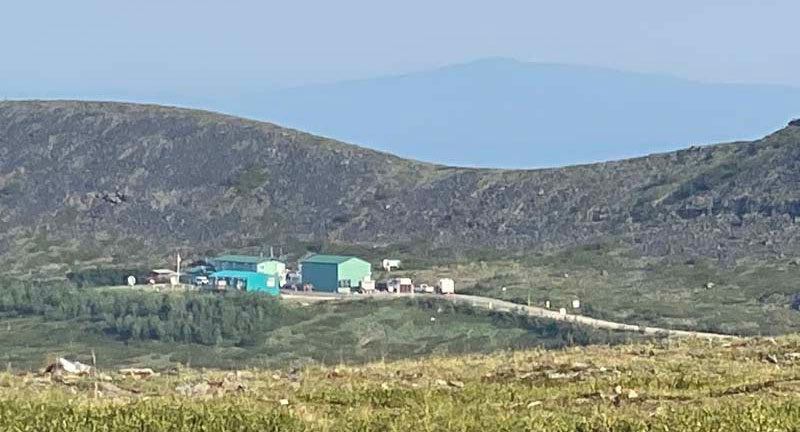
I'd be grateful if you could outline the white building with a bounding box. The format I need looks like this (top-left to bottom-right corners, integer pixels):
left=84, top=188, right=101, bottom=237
left=382, top=259, right=402, bottom=271
left=388, top=278, right=413, bottom=293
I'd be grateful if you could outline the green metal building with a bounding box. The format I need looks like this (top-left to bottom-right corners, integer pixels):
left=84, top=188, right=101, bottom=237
left=209, top=255, right=287, bottom=285
left=299, top=255, right=372, bottom=292
left=208, top=270, right=280, bottom=295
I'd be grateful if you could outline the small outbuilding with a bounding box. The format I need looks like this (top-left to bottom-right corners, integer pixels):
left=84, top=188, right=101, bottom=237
left=148, top=269, right=177, bottom=285
left=382, top=259, right=402, bottom=271
left=208, top=270, right=280, bottom=295
left=299, top=254, right=371, bottom=292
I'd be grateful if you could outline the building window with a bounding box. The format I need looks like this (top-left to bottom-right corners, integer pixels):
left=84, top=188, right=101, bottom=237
left=338, top=279, right=351, bottom=288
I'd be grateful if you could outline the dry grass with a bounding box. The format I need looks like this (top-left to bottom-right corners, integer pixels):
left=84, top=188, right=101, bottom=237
left=3, top=336, right=800, bottom=430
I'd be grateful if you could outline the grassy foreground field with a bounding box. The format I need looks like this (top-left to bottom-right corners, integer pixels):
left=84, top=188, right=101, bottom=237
left=2, top=337, right=800, bottom=431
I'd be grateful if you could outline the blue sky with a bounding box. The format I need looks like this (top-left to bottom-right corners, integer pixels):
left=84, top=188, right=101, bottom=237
left=2, top=0, right=798, bottom=97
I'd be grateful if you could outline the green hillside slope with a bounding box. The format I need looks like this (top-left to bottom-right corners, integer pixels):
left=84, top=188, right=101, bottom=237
left=0, top=283, right=639, bottom=370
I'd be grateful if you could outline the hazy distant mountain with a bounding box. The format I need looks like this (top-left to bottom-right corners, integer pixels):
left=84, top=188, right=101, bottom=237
left=237, top=58, right=800, bottom=168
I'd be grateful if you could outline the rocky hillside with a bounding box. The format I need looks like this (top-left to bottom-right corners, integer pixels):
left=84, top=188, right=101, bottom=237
left=1, top=100, right=799, bottom=275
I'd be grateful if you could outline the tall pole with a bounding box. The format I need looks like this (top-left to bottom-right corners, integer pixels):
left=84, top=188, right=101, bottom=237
left=527, top=288, right=531, bottom=307
left=91, top=349, right=98, bottom=398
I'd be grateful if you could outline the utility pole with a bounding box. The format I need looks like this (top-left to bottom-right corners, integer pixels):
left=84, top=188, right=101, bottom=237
left=91, top=349, right=98, bottom=398
left=176, top=251, right=182, bottom=289
left=527, top=288, right=531, bottom=307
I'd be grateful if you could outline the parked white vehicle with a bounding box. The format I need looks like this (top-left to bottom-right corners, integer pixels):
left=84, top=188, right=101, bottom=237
left=418, top=283, right=435, bottom=293
left=360, top=276, right=376, bottom=292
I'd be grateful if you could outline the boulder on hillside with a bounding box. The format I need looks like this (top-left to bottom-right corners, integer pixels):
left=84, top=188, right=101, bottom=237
left=44, top=358, right=92, bottom=376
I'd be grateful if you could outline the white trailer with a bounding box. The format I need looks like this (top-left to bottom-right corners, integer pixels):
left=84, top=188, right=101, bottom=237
left=437, top=278, right=455, bottom=295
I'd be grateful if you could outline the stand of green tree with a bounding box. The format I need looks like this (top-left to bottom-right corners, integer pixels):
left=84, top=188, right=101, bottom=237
left=0, top=281, right=282, bottom=346
left=66, top=268, right=152, bottom=288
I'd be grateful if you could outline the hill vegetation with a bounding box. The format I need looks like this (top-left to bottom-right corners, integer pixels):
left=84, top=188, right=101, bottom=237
left=0, top=282, right=639, bottom=370
left=4, top=99, right=800, bottom=430
left=392, top=241, right=800, bottom=336
left=2, top=100, right=800, bottom=275
left=3, top=100, right=800, bottom=336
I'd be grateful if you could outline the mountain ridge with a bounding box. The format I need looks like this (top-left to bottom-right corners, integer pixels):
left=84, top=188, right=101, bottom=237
left=2, top=100, right=800, bottom=277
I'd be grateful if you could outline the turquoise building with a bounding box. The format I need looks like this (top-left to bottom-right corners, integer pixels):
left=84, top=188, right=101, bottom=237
left=209, top=255, right=287, bottom=285
left=209, top=270, right=280, bottom=295
left=299, top=255, right=371, bottom=292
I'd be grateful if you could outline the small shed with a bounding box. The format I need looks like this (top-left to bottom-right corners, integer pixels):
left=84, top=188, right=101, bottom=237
left=148, top=269, right=177, bottom=284
left=299, top=255, right=371, bottom=292
left=209, top=270, right=280, bottom=295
